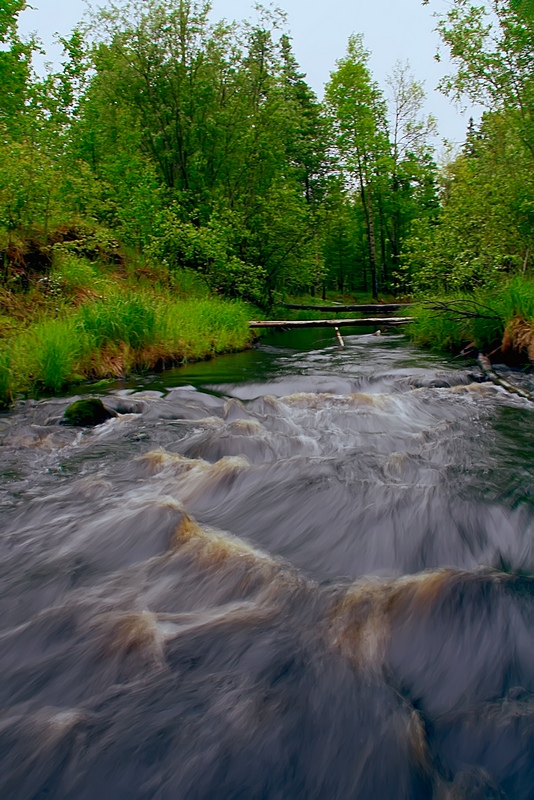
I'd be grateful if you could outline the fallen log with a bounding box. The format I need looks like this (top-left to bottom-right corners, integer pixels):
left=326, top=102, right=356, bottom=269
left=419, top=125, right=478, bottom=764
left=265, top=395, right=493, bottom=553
left=249, top=317, right=412, bottom=329
left=478, top=354, right=534, bottom=402
left=281, top=303, right=413, bottom=313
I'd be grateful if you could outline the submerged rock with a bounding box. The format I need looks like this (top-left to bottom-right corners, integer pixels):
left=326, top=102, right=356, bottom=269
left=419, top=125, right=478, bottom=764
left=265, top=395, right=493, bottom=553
left=63, top=398, right=117, bottom=427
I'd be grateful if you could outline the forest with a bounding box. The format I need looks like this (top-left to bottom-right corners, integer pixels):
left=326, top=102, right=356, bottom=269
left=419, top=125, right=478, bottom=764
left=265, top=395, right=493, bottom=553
left=1, top=0, right=534, bottom=406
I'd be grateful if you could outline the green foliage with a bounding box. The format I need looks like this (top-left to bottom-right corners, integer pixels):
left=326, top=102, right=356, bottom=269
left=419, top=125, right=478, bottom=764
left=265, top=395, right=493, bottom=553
left=168, top=269, right=210, bottom=298
left=0, top=0, right=440, bottom=402
left=0, top=0, right=442, bottom=309
left=0, top=0, right=34, bottom=135
left=51, top=221, right=122, bottom=264
left=437, top=0, right=534, bottom=158
left=0, top=139, right=59, bottom=236
left=321, top=181, right=368, bottom=293
left=149, top=206, right=266, bottom=302
left=242, top=181, right=318, bottom=304
left=324, top=40, right=438, bottom=298
left=409, top=301, right=466, bottom=351
left=500, top=274, right=534, bottom=321
left=71, top=0, right=328, bottom=303
left=401, top=0, right=534, bottom=296
left=325, top=35, right=390, bottom=297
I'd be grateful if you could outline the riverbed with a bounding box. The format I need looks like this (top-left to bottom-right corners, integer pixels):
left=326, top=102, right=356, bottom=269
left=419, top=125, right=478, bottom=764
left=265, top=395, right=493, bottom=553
left=1, top=329, right=534, bottom=798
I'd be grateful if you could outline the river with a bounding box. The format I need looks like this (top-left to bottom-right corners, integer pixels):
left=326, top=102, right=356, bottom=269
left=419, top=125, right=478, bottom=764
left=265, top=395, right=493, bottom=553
left=1, top=328, right=534, bottom=799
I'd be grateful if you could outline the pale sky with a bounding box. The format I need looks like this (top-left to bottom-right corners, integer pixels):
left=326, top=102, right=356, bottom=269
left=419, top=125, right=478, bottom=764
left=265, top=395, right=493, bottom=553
left=19, top=0, right=477, bottom=147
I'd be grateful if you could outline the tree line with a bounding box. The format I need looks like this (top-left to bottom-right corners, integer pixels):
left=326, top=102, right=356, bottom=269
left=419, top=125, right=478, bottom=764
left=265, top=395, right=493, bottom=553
left=0, top=0, right=531, bottom=307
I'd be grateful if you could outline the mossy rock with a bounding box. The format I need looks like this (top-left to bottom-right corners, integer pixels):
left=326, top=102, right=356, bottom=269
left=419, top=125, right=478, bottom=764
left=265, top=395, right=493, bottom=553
left=63, top=398, right=117, bottom=426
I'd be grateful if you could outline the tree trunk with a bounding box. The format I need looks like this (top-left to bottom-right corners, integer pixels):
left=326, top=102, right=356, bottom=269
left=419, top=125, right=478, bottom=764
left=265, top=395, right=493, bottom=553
left=362, top=239, right=368, bottom=293
left=378, top=195, right=388, bottom=285
left=366, top=195, right=378, bottom=299
left=359, top=179, right=378, bottom=299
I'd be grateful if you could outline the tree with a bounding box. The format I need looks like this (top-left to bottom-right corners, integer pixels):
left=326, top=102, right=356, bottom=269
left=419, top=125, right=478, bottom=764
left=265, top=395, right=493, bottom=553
left=386, top=61, right=439, bottom=284
left=0, top=0, right=34, bottom=135
left=321, top=180, right=367, bottom=294
left=70, top=0, right=322, bottom=304
left=325, top=35, right=391, bottom=298
left=436, top=0, right=534, bottom=158
left=402, top=110, right=534, bottom=292
left=402, top=0, right=534, bottom=291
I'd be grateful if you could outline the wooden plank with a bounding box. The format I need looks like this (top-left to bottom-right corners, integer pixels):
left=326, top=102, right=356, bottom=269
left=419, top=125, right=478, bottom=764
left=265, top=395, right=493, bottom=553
left=249, top=317, right=412, bottom=329
left=281, top=303, right=413, bottom=313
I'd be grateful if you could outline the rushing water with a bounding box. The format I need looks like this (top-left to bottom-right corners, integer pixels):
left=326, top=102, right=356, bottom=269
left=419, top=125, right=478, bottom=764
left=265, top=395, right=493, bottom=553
left=1, top=329, right=534, bottom=799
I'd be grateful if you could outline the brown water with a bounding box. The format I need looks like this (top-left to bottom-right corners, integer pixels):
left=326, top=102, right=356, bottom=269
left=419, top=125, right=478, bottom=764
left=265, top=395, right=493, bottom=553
left=1, top=329, right=534, bottom=799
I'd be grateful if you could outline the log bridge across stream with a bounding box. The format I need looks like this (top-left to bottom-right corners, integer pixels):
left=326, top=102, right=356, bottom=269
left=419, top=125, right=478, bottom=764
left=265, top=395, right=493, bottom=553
left=249, top=303, right=413, bottom=330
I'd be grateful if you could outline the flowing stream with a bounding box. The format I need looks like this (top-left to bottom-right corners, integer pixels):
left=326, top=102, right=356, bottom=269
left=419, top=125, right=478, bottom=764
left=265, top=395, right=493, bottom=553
left=1, top=328, right=534, bottom=799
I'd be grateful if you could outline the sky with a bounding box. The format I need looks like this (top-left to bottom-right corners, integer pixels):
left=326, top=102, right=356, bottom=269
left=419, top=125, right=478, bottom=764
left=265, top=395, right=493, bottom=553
left=18, top=0, right=478, bottom=148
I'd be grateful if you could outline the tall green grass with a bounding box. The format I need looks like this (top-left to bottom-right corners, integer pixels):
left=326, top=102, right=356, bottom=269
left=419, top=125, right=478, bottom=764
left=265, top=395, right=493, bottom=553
left=158, top=298, right=250, bottom=359
left=50, top=254, right=99, bottom=293
left=0, top=292, right=252, bottom=403
left=31, top=319, right=80, bottom=392
left=80, top=293, right=157, bottom=349
left=494, top=274, right=534, bottom=321
left=13, top=317, right=85, bottom=393
left=409, top=275, right=534, bottom=353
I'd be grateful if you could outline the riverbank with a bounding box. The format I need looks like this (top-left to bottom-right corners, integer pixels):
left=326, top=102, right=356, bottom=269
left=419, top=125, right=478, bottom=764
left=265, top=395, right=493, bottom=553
left=408, top=276, right=534, bottom=364
left=0, top=255, right=252, bottom=408
left=3, top=259, right=533, bottom=411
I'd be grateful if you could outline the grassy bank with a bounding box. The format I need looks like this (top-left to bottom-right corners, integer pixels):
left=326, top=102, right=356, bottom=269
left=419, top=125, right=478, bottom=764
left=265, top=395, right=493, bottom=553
left=409, top=276, right=534, bottom=361
left=0, top=256, right=252, bottom=408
